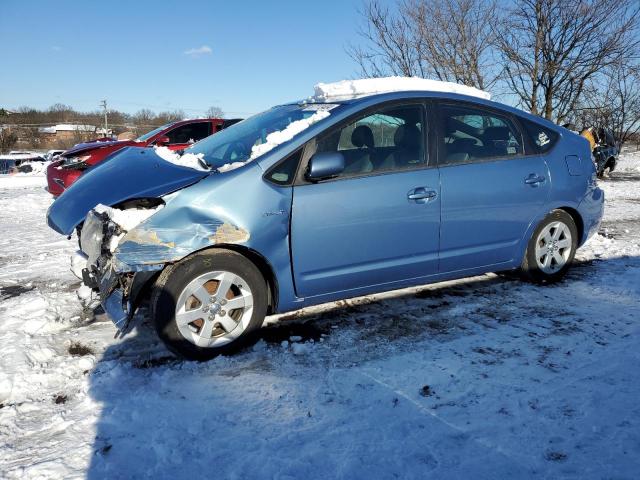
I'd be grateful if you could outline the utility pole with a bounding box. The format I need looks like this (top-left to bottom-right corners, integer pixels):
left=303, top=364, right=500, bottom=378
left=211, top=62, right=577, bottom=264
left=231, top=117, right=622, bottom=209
left=99, top=99, right=108, bottom=137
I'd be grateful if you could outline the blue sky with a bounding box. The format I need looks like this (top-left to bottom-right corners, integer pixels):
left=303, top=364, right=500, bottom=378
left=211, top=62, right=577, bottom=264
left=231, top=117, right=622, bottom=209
left=0, top=0, right=386, bottom=117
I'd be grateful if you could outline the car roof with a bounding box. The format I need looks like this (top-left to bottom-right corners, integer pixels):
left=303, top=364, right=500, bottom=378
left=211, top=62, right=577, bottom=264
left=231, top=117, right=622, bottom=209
left=294, top=90, right=561, bottom=132
left=171, top=118, right=224, bottom=125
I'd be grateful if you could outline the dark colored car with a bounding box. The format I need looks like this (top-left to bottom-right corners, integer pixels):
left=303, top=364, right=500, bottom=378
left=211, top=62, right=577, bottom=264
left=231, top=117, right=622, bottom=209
left=46, top=118, right=241, bottom=196
left=593, top=128, right=618, bottom=178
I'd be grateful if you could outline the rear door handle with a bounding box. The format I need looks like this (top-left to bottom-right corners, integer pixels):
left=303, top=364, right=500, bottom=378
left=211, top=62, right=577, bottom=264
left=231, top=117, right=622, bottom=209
left=408, top=187, right=437, bottom=203
left=524, top=174, right=546, bottom=186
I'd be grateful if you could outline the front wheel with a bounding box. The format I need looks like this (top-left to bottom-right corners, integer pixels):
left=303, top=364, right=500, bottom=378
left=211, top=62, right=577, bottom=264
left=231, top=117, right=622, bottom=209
left=151, top=250, right=268, bottom=360
left=520, top=210, right=578, bottom=284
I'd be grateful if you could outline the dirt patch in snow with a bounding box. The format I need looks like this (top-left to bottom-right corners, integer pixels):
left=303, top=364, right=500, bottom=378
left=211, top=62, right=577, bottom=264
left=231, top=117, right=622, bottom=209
left=68, top=342, right=94, bottom=357
left=605, top=173, right=640, bottom=183
left=0, top=284, right=35, bottom=299
left=259, top=321, right=329, bottom=344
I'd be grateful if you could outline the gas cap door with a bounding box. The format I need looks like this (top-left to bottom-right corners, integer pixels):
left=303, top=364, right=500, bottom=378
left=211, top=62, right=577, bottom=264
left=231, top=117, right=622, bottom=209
left=564, top=155, right=582, bottom=176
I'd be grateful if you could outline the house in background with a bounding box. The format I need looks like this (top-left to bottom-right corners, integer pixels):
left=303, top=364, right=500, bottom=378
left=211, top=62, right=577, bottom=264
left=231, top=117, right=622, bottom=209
left=38, top=124, right=111, bottom=140
left=37, top=124, right=112, bottom=148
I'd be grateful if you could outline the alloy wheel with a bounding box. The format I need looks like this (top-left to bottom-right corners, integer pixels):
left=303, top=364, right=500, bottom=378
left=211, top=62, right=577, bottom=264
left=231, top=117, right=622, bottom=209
left=174, top=271, right=254, bottom=348
left=534, top=221, right=573, bottom=274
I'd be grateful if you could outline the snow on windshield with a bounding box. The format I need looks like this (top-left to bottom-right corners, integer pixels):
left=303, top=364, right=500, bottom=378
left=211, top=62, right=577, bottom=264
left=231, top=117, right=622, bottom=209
left=313, top=76, right=491, bottom=101
left=154, top=146, right=209, bottom=171
left=249, top=109, right=330, bottom=160
left=215, top=108, right=331, bottom=174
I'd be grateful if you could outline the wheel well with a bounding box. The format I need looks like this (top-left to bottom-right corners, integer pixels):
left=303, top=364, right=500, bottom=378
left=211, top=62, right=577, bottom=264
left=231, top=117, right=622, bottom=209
left=201, top=244, right=279, bottom=314
left=557, top=207, right=584, bottom=243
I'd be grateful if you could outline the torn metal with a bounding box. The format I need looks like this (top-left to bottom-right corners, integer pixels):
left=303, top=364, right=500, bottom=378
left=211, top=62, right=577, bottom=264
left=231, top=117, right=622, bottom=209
left=113, top=220, right=250, bottom=270
left=77, top=199, right=252, bottom=333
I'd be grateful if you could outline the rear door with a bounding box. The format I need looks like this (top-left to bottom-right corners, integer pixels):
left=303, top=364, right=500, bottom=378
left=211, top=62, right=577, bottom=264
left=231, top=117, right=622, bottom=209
left=291, top=102, right=441, bottom=298
left=436, top=101, right=550, bottom=272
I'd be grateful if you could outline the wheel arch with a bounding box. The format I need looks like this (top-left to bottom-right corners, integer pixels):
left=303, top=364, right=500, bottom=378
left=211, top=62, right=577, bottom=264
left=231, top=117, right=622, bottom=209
left=516, top=204, right=585, bottom=265
left=556, top=206, right=584, bottom=244
left=176, top=244, right=279, bottom=315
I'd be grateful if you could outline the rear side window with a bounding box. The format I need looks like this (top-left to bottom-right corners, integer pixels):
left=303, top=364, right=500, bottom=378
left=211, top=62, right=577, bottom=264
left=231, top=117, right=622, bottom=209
left=439, top=104, right=523, bottom=166
left=520, top=118, right=559, bottom=154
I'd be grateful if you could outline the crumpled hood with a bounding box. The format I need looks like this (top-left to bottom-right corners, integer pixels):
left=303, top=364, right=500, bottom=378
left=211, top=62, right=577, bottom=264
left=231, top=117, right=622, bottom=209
left=62, top=139, right=141, bottom=157
left=47, top=147, right=210, bottom=235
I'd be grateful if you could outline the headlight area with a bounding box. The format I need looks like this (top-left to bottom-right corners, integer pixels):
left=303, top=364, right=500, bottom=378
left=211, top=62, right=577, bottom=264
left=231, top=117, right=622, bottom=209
left=73, top=198, right=165, bottom=332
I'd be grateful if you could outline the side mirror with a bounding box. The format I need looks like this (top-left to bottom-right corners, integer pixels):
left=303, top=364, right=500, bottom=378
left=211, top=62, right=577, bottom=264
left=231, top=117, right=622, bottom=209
left=306, top=152, right=345, bottom=181
left=155, top=135, right=170, bottom=146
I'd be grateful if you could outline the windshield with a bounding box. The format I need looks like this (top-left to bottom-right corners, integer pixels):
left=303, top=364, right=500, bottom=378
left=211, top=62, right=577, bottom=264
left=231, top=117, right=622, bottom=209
left=185, top=104, right=335, bottom=169
left=136, top=122, right=174, bottom=142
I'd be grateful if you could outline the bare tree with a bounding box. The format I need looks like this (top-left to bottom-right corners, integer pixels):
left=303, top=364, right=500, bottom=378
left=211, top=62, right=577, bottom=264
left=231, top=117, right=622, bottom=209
left=205, top=106, right=225, bottom=118
left=133, top=108, right=155, bottom=126
left=0, top=128, right=18, bottom=153
left=495, top=0, right=640, bottom=122
left=407, top=0, right=500, bottom=89
left=348, top=0, right=500, bottom=89
left=47, top=103, right=74, bottom=123
left=22, top=127, right=44, bottom=149
left=573, top=62, right=640, bottom=148
left=156, top=110, right=185, bottom=124
left=348, top=1, right=423, bottom=77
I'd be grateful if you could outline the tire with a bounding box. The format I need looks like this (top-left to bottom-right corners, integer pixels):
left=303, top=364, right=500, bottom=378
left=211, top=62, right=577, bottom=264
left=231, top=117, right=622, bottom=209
left=606, top=158, right=616, bottom=175
left=519, top=210, right=578, bottom=284
left=151, top=249, right=268, bottom=361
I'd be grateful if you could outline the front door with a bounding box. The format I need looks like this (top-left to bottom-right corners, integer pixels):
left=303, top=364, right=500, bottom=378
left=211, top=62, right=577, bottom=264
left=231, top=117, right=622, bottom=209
left=291, top=102, right=441, bottom=298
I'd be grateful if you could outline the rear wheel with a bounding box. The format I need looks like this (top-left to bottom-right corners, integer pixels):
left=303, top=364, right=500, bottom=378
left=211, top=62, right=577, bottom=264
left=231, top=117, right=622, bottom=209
left=520, top=210, right=577, bottom=284
left=151, top=250, right=268, bottom=360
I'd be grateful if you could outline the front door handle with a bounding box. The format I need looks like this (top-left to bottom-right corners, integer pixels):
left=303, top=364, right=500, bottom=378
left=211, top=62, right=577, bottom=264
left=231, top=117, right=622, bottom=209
left=524, top=174, right=546, bottom=187
left=408, top=187, right=437, bottom=203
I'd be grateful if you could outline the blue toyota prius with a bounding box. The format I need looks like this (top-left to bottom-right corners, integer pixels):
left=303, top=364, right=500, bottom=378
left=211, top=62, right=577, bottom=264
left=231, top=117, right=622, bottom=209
left=48, top=81, right=604, bottom=359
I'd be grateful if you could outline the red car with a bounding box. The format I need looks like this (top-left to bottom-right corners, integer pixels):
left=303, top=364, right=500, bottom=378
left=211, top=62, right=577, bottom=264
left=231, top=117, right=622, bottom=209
left=46, top=118, right=241, bottom=196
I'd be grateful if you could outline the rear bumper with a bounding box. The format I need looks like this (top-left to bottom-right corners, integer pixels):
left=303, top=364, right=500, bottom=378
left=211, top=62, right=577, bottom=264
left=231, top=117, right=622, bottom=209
left=577, top=186, right=604, bottom=246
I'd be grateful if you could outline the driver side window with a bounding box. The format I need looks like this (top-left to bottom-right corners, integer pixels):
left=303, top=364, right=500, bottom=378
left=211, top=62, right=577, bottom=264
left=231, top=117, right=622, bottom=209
left=315, top=104, right=426, bottom=178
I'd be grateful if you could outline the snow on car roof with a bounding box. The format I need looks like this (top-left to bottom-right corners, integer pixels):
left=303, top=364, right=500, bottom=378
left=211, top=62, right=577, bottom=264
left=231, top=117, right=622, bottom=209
left=312, top=76, right=491, bottom=101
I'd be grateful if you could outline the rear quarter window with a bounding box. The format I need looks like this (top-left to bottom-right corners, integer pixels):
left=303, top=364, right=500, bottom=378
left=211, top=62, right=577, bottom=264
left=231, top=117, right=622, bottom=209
left=520, top=118, right=559, bottom=154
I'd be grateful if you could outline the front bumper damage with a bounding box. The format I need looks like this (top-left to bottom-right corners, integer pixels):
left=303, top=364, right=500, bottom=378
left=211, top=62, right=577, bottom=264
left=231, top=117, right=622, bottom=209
left=76, top=208, right=163, bottom=334
left=75, top=202, right=251, bottom=335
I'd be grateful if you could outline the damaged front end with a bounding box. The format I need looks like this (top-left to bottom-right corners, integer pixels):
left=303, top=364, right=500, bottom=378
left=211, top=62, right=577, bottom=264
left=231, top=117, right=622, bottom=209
left=74, top=194, right=254, bottom=335
left=75, top=202, right=166, bottom=334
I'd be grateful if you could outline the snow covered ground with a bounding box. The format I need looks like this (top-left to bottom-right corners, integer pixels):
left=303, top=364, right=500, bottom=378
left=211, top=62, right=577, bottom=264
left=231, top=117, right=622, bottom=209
left=0, top=154, right=639, bottom=479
